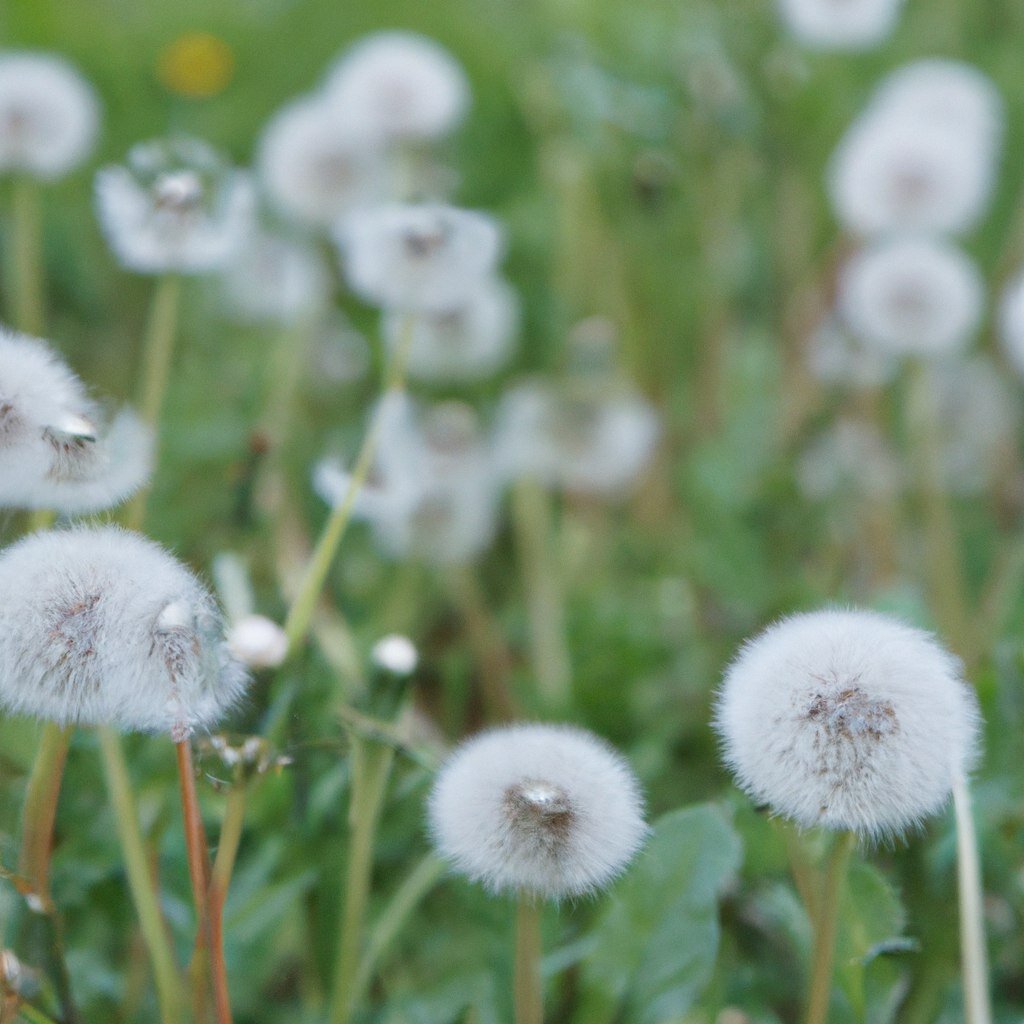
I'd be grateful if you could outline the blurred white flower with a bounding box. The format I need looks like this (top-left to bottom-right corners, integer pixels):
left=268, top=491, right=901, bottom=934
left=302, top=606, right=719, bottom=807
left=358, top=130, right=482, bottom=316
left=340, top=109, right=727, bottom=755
left=714, top=609, right=980, bottom=837
left=837, top=237, right=983, bottom=358
left=806, top=315, right=897, bottom=389
left=797, top=418, right=901, bottom=500
left=371, top=634, right=419, bottom=675
left=0, top=52, right=99, bottom=180
left=324, top=32, right=469, bottom=144
left=221, top=225, right=330, bottom=325
left=0, top=329, right=152, bottom=513
left=776, top=0, right=905, bottom=50
left=257, top=95, right=385, bottom=229
left=495, top=382, right=660, bottom=496
left=0, top=526, right=248, bottom=737
left=337, top=203, right=504, bottom=313
left=227, top=614, right=288, bottom=670
left=998, top=270, right=1024, bottom=378
left=428, top=722, right=647, bottom=899
left=382, top=276, right=518, bottom=382
left=95, top=136, right=253, bottom=274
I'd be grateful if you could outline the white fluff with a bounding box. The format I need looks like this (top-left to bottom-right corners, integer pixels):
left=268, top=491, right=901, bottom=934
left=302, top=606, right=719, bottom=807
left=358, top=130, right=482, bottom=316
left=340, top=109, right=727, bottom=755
left=0, top=527, right=249, bottom=737
left=382, top=276, right=518, bottom=382
left=0, top=52, right=99, bottom=180
left=0, top=330, right=153, bottom=513
left=337, top=203, right=504, bottom=313
left=226, top=614, right=288, bottom=670
left=714, top=609, right=981, bottom=838
left=257, top=94, right=386, bottom=229
left=998, top=270, right=1024, bottom=378
left=95, top=137, right=253, bottom=275
left=776, top=0, right=905, bottom=50
left=371, top=634, right=419, bottom=675
left=324, top=32, right=469, bottom=144
left=428, top=723, right=647, bottom=899
left=837, top=237, right=983, bottom=358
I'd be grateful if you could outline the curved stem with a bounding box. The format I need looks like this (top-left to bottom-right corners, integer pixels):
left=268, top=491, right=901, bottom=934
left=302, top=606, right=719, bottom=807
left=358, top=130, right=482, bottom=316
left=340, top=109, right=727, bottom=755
left=803, top=830, right=855, bottom=1024
left=953, top=775, right=992, bottom=1024
left=208, top=782, right=247, bottom=1024
left=514, top=894, right=543, bottom=1024
left=97, top=727, right=184, bottom=1024
left=18, top=723, right=72, bottom=901
left=11, top=176, right=44, bottom=337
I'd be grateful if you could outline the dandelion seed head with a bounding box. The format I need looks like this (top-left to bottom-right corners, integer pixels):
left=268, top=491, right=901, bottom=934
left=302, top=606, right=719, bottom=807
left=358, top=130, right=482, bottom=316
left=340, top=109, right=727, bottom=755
left=776, top=0, right=905, bottom=51
left=714, top=609, right=981, bottom=838
left=227, top=614, right=288, bottom=670
left=371, top=634, right=418, bottom=675
left=428, top=723, right=647, bottom=899
left=797, top=418, right=901, bottom=501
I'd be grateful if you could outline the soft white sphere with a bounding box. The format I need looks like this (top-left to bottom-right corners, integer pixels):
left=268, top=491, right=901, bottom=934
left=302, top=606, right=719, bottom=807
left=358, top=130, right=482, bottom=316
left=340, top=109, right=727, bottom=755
left=0, top=52, right=99, bottom=180
left=776, top=0, right=905, bottom=50
left=429, top=723, right=647, bottom=899
left=324, top=32, right=469, bottom=143
left=371, top=634, right=419, bottom=675
left=0, top=527, right=248, bottom=736
left=227, top=614, right=288, bottom=670
left=837, top=237, right=983, bottom=358
left=337, top=203, right=504, bottom=313
left=715, top=609, right=981, bottom=837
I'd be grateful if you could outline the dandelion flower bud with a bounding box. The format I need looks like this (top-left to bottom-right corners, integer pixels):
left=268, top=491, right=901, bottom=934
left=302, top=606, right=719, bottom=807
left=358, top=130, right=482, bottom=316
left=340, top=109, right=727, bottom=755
left=95, top=136, right=253, bottom=275
left=0, top=52, right=99, bottom=180
left=257, top=95, right=385, bottom=230
left=714, top=609, right=981, bottom=837
left=429, top=723, right=647, bottom=899
left=0, top=526, right=248, bottom=737
left=227, top=614, right=288, bottom=670
left=324, top=32, right=469, bottom=144
left=382, top=276, right=519, bottom=382
left=337, top=203, right=504, bottom=313
left=837, top=237, right=983, bottom=358
left=776, top=0, right=905, bottom=51
left=0, top=330, right=153, bottom=513
left=371, top=634, right=418, bottom=675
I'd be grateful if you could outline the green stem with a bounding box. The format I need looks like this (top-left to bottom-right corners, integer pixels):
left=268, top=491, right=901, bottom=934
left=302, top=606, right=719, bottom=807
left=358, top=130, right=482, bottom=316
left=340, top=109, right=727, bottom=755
left=283, top=314, right=416, bottom=651
left=17, top=1005, right=59, bottom=1024
left=327, top=736, right=395, bottom=1024
left=953, top=775, right=992, bottom=1024
left=18, top=723, right=72, bottom=901
left=11, top=177, right=44, bottom=337
left=512, top=479, right=572, bottom=709
left=97, top=727, right=184, bottom=1024
left=208, top=782, right=247, bottom=1024
left=803, top=831, right=856, bottom=1024
left=514, top=894, right=543, bottom=1024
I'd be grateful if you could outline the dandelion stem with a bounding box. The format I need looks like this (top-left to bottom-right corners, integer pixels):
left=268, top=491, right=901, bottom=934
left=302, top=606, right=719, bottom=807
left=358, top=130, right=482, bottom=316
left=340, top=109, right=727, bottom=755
left=803, top=830, right=855, bottom=1024
left=512, top=478, right=572, bottom=709
left=98, top=726, right=184, bottom=1024
left=953, top=774, right=992, bottom=1024
left=11, top=176, right=44, bottom=337
left=328, top=735, right=395, bottom=1024
left=16, top=1004, right=59, bottom=1024
left=514, top=894, right=543, bottom=1024
left=283, top=313, right=416, bottom=652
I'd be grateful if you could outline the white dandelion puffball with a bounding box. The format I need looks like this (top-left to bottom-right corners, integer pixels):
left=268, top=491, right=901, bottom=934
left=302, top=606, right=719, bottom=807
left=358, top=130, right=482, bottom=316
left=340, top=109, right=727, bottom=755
left=0, top=52, right=99, bottom=180
left=0, top=527, right=249, bottom=736
left=0, top=329, right=153, bottom=513
left=828, top=113, right=996, bottom=237
left=715, top=609, right=980, bottom=837
left=382, top=276, right=519, bottom=382
left=837, top=237, right=983, bottom=358
left=337, top=203, right=504, bottom=313
left=998, top=271, right=1024, bottom=378
left=221, top=226, right=330, bottom=325
left=227, top=614, right=288, bottom=670
left=325, top=32, right=469, bottom=144
left=257, top=95, right=385, bottom=230
left=776, top=0, right=905, bottom=51
left=429, top=723, right=647, bottom=899
left=371, top=634, right=419, bottom=675
left=95, top=136, right=253, bottom=275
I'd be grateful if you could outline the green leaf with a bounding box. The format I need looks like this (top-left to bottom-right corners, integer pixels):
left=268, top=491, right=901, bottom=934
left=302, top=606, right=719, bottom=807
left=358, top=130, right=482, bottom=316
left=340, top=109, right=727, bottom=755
left=576, top=803, right=742, bottom=1024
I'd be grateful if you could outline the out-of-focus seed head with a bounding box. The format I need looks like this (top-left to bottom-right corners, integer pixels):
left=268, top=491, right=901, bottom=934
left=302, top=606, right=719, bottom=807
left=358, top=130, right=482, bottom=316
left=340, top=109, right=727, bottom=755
left=776, top=0, right=906, bottom=51
left=227, top=614, right=288, bottom=670
left=371, top=634, right=419, bottom=675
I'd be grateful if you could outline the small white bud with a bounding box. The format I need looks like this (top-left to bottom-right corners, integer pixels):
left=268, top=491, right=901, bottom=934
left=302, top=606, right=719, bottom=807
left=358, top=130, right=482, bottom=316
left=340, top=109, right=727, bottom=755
left=227, top=615, right=288, bottom=670
left=371, top=634, right=418, bottom=675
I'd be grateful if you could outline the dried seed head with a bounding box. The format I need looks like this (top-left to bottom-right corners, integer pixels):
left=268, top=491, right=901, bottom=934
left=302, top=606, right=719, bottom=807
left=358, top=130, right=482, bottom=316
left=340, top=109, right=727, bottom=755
left=226, top=614, right=288, bottom=670
left=714, top=609, right=981, bottom=838
left=428, top=723, right=647, bottom=899
left=776, top=0, right=905, bottom=51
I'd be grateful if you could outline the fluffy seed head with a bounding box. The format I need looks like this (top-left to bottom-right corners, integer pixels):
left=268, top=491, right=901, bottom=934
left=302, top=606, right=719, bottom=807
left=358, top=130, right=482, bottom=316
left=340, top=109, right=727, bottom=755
left=0, top=52, right=99, bottom=180
left=776, top=0, right=905, bottom=51
left=226, top=615, right=288, bottom=670
left=371, top=634, right=418, bottom=675
left=0, top=526, right=249, bottom=736
left=714, top=609, right=981, bottom=838
left=429, top=723, right=647, bottom=899
left=95, top=136, right=253, bottom=274
left=337, top=203, right=504, bottom=313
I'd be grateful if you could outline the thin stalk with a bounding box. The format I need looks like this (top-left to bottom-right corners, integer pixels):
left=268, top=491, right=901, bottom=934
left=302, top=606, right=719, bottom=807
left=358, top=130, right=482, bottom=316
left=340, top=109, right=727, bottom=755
left=11, top=177, right=44, bottom=337
left=328, top=736, right=395, bottom=1024
left=774, top=819, right=818, bottom=921
left=18, top=723, right=72, bottom=901
left=208, top=782, right=248, bottom=1019
left=803, top=830, right=856, bottom=1024
left=953, top=775, right=992, bottom=1024
left=512, top=479, right=572, bottom=709
left=283, top=313, right=416, bottom=651
left=17, top=1006, right=59, bottom=1024
left=97, top=727, right=184, bottom=1024
left=514, top=894, right=543, bottom=1024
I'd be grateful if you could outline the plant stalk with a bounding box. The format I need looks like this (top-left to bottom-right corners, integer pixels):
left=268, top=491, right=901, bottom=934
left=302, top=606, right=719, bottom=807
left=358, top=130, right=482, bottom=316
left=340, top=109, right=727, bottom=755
left=11, top=176, right=44, bottom=337
left=514, top=894, right=543, bottom=1024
